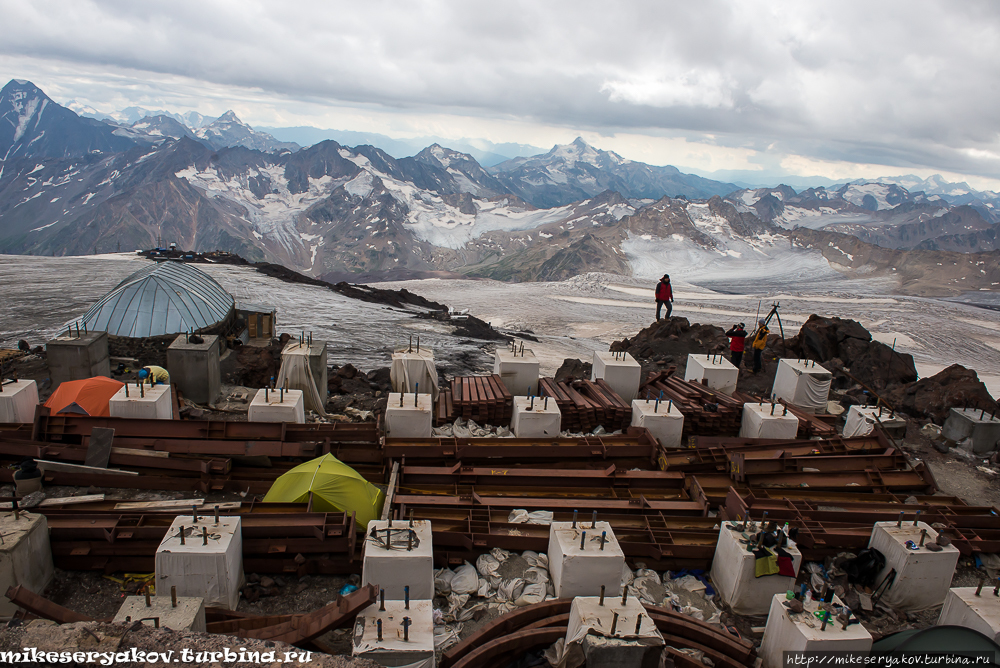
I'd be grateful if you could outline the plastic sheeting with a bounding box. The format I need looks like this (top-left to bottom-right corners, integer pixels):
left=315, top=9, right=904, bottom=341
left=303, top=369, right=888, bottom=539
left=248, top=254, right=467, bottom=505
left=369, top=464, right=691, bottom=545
left=937, top=588, right=1000, bottom=643
left=508, top=509, right=554, bottom=525
left=771, top=359, right=832, bottom=413
left=554, top=596, right=664, bottom=668
left=391, top=348, right=439, bottom=401
left=276, top=353, right=326, bottom=416
left=709, top=525, right=802, bottom=616
left=740, top=403, right=799, bottom=439
left=155, top=516, right=243, bottom=610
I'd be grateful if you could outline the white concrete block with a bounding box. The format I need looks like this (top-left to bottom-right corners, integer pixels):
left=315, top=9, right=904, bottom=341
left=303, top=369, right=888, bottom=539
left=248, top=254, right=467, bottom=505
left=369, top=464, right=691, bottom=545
left=0, top=380, right=38, bottom=423
left=566, top=596, right=664, bottom=668
left=113, top=595, right=207, bottom=632
left=843, top=404, right=906, bottom=438
left=630, top=399, right=684, bottom=448
left=937, top=587, right=1000, bottom=643
left=759, top=593, right=872, bottom=668
left=384, top=393, right=433, bottom=439
left=493, top=348, right=540, bottom=396
left=0, top=512, right=54, bottom=618
left=943, top=408, right=1000, bottom=454
left=710, top=524, right=802, bottom=616
left=109, top=384, right=173, bottom=420
left=362, top=520, right=434, bottom=601
left=771, top=359, right=832, bottom=413
left=247, top=388, right=305, bottom=424
left=683, top=354, right=739, bottom=396
left=353, top=599, right=435, bottom=668
left=592, top=352, right=641, bottom=402
left=156, top=515, right=243, bottom=610
left=740, top=402, right=800, bottom=439
left=511, top=396, right=561, bottom=438
left=868, top=521, right=960, bottom=612
left=548, top=521, right=625, bottom=599
left=391, top=348, right=438, bottom=400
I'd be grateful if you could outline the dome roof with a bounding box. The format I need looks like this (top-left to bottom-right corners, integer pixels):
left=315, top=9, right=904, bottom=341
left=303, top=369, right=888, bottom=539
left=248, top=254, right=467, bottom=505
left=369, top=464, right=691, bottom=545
left=81, top=261, right=234, bottom=338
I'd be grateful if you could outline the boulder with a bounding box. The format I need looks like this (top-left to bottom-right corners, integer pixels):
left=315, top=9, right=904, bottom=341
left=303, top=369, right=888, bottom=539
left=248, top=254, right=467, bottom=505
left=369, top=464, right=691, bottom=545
left=555, top=358, right=592, bottom=383
left=883, top=364, right=996, bottom=423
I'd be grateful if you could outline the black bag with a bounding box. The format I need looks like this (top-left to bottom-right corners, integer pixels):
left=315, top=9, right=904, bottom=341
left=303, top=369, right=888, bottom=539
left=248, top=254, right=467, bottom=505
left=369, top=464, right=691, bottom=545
left=843, top=548, right=886, bottom=588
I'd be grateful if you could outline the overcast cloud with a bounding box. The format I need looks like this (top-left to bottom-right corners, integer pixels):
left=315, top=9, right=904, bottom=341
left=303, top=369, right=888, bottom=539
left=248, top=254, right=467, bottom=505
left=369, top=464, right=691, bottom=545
left=1, top=0, right=999, bottom=187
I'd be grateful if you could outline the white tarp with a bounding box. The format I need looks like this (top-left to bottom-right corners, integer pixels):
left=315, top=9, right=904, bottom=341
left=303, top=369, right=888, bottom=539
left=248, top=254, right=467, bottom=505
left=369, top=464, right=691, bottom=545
left=937, top=588, right=1000, bottom=643
left=391, top=348, right=439, bottom=401
left=709, top=525, right=801, bottom=616
left=843, top=405, right=877, bottom=438
left=276, top=353, right=326, bottom=416
left=771, top=359, right=832, bottom=414
left=155, top=516, right=243, bottom=610
left=555, top=596, right=663, bottom=668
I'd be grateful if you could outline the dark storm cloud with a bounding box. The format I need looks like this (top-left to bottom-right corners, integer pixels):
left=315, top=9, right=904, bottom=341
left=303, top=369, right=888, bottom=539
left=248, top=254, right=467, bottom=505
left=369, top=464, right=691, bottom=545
left=2, top=0, right=1000, bottom=178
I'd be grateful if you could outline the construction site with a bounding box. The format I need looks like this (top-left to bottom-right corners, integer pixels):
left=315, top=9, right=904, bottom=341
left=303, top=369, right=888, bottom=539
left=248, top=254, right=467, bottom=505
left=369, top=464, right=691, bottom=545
left=1, top=256, right=1000, bottom=667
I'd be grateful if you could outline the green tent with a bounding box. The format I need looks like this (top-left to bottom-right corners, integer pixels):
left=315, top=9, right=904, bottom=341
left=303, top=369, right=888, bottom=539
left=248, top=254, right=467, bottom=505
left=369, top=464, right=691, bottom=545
left=263, top=454, right=385, bottom=526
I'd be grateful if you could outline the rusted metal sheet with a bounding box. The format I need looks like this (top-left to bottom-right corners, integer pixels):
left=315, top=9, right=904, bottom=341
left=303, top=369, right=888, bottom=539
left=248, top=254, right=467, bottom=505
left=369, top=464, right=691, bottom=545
left=232, top=584, right=377, bottom=645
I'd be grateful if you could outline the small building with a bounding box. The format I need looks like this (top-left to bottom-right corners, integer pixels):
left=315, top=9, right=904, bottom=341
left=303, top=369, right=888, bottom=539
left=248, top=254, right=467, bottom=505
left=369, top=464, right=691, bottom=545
left=235, top=302, right=276, bottom=343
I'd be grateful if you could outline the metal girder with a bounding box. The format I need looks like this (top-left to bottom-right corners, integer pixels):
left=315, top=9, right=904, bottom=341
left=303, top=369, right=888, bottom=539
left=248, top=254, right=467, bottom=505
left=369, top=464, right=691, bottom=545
left=232, top=584, right=377, bottom=645
left=5, top=585, right=98, bottom=623
left=383, top=430, right=660, bottom=462
left=728, top=450, right=906, bottom=482
left=399, top=464, right=685, bottom=488
left=393, top=494, right=707, bottom=515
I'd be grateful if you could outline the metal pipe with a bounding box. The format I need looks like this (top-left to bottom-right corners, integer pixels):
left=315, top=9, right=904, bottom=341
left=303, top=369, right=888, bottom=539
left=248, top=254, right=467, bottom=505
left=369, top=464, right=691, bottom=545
left=600, top=531, right=606, bottom=550
left=610, top=611, right=619, bottom=635
left=415, top=383, right=419, bottom=406
left=635, top=614, right=643, bottom=635
left=621, top=587, right=628, bottom=606
left=530, top=395, right=534, bottom=410
left=580, top=531, right=586, bottom=550
left=179, top=526, right=185, bottom=545
left=384, top=529, right=391, bottom=550
left=417, top=336, right=420, bottom=352
left=572, top=509, right=577, bottom=529
left=913, top=510, right=921, bottom=527
left=380, top=589, right=385, bottom=611
left=820, top=611, right=829, bottom=631
left=265, top=387, right=269, bottom=401
left=591, top=510, right=597, bottom=529
left=544, top=396, right=549, bottom=410
left=171, top=586, right=177, bottom=608
left=140, top=383, right=144, bottom=398
left=280, top=387, right=284, bottom=402
left=202, top=526, right=208, bottom=545
left=145, top=590, right=151, bottom=607
left=408, top=529, right=413, bottom=551
left=192, top=506, right=198, bottom=523
left=404, top=586, right=410, bottom=610
left=599, top=585, right=605, bottom=606
left=409, top=509, right=414, bottom=528
left=214, top=505, right=219, bottom=525
left=402, top=617, right=410, bottom=642
left=377, top=619, right=383, bottom=641
left=977, top=579, right=985, bottom=596
left=897, top=511, right=903, bottom=528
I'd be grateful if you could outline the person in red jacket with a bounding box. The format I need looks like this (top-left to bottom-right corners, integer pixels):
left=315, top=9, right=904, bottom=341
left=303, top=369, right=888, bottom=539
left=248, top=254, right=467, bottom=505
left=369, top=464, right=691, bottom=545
left=725, top=323, right=747, bottom=368
left=655, top=275, right=673, bottom=320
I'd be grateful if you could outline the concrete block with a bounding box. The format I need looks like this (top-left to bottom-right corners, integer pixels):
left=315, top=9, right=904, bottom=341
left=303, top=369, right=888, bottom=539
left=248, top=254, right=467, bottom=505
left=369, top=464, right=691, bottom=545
left=592, top=352, right=641, bottom=402
left=759, top=593, right=872, bottom=668
left=282, top=340, right=328, bottom=401
left=166, top=334, right=221, bottom=405
left=0, top=512, right=54, bottom=618
left=937, top=587, right=1000, bottom=643
left=740, top=402, right=799, bottom=439
left=113, top=595, right=207, bottom=632
left=493, top=348, right=540, bottom=396
left=385, top=393, right=433, bottom=438
left=109, top=384, right=173, bottom=420
left=247, top=388, right=305, bottom=424
left=362, top=520, right=434, bottom=601
left=843, top=404, right=907, bottom=439
left=0, top=380, right=39, bottom=423
left=391, top=348, right=438, bottom=400
left=46, top=332, right=110, bottom=386
left=567, top=596, right=664, bottom=668
left=943, top=408, right=1000, bottom=454
left=868, top=521, right=960, bottom=612
left=710, top=524, right=802, bottom=616
left=771, top=359, right=832, bottom=413
left=548, top=521, right=625, bottom=599
left=683, top=354, right=739, bottom=396
left=353, top=599, right=435, bottom=668
left=156, top=515, right=243, bottom=610
left=511, top=396, right=561, bottom=438
left=630, top=399, right=684, bottom=448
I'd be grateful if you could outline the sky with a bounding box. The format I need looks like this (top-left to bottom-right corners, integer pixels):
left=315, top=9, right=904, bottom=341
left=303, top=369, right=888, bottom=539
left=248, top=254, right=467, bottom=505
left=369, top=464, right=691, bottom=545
left=2, top=0, right=1000, bottom=189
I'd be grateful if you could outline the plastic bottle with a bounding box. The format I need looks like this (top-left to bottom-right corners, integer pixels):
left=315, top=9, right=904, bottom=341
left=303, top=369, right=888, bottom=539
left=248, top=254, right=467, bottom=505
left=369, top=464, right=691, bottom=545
left=804, top=590, right=813, bottom=604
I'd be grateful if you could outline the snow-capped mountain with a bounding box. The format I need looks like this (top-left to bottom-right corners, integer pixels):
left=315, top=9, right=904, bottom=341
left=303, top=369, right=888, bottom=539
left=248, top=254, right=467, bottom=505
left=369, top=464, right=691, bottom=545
left=489, top=137, right=739, bottom=208
left=129, top=115, right=200, bottom=143
left=195, top=111, right=299, bottom=153
left=0, top=80, right=138, bottom=160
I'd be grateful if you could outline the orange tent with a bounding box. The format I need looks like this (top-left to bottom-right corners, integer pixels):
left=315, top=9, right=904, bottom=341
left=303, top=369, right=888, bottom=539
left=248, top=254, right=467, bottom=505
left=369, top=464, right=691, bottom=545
left=44, top=377, right=125, bottom=417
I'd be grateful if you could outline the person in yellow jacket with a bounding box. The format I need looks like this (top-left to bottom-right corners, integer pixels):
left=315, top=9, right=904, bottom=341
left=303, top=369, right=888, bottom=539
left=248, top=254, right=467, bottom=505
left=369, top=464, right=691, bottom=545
left=138, top=365, right=170, bottom=385
left=750, top=320, right=769, bottom=374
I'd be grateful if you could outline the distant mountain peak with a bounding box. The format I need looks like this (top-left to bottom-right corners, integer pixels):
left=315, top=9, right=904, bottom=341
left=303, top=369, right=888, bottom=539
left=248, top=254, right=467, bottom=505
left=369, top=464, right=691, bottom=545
left=215, top=110, right=243, bottom=124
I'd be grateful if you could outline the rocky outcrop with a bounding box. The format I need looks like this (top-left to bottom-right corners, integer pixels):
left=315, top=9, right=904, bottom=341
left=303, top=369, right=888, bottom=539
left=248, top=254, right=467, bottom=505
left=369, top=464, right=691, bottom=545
left=883, top=364, right=996, bottom=423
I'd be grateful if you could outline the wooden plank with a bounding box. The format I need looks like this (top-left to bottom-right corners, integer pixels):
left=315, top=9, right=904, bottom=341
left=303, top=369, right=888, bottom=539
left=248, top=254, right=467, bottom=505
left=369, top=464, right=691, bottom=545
left=36, top=460, right=138, bottom=476
left=381, top=460, right=400, bottom=521
left=111, top=447, right=170, bottom=459
left=38, top=494, right=106, bottom=507
left=114, top=498, right=206, bottom=510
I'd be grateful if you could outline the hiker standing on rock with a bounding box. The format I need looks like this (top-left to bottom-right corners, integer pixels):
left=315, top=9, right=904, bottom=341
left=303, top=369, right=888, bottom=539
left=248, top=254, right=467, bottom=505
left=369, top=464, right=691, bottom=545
left=655, top=275, right=673, bottom=321
left=725, top=323, right=747, bottom=368
left=749, top=320, right=769, bottom=374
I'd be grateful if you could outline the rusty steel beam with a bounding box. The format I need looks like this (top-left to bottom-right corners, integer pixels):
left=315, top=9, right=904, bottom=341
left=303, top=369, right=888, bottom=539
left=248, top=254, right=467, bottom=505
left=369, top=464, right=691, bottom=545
left=728, top=450, right=906, bottom=482
left=0, top=438, right=231, bottom=474
left=661, top=435, right=887, bottom=473
left=233, top=584, right=377, bottom=645
left=5, top=586, right=98, bottom=623
left=383, top=429, right=660, bottom=462
left=399, top=464, right=685, bottom=488
left=393, top=494, right=706, bottom=515
left=692, top=462, right=936, bottom=495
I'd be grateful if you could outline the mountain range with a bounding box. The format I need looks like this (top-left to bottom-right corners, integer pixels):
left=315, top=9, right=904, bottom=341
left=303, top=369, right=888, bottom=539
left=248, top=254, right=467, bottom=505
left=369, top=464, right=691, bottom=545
left=2, top=78, right=1000, bottom=298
